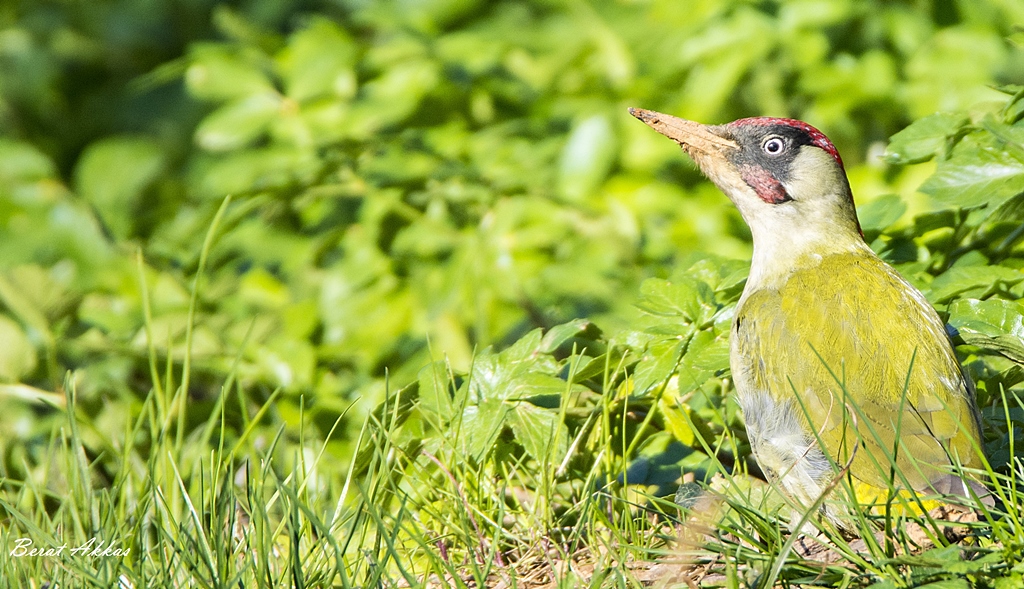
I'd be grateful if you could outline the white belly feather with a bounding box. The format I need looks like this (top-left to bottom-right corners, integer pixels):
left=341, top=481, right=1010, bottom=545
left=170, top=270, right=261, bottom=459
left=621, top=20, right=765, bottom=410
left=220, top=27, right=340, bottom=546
left=737, top=391, right=832, bottom=508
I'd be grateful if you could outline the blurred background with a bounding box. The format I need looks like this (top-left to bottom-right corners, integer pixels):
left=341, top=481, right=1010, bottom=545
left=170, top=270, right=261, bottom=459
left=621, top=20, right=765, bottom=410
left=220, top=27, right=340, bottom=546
left=1, top=0, right=1022, bottom=469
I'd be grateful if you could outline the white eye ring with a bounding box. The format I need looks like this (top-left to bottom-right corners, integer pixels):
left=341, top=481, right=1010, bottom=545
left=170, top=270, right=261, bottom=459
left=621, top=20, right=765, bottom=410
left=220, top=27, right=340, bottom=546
left=762, top=137, right=786, bottom=155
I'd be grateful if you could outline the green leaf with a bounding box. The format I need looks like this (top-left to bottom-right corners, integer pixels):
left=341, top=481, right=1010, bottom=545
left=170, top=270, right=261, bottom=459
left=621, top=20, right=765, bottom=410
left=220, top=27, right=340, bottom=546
left=632, top=339, right=683, bottom=395
left=500, top=328, right=544, bottom=365
left=344, top=59, right=441, bottom=138
left=948, top=298, right=1024, bottom=364
left=889, top=544, right=960, bottom=566
left=396, top=0, right=484, bottom=31
left=508, top=402, right=567, bottom=462
left=658, top=392, right=714, bottom=448
left=460, top=398, right=508, bottom=462
left=558, top=114, right=617, bottom=202
left=195, top=93, right=282, bottom=152
left=913, top=209, right=958, bottom=234
left=508, top=372, right=573, bottom=401
left=915, top=581, right=969, bottom=589
left=540, top=319, right=592, bottom=354
left=185, top=45, right=275, bottom=101
left=0, top=140, right=57, bottom=186
left=680, top=256, right=748, bottom=296
left=945, top=553, right=998, bottom=574
left=857, top=194, right=907, bottom=234
left=75, top=137, right=165, bottom=239
left=238, top=267, right=289, bottom=309
left=79, top=292, right=140, bottom=336
left=418, top=361, right=453, bottom=421
left=1003, top=87, right=1024, bottom=124
left=0, top=314, right=37, bottom=381
left=995, top=574, right=1024, bottom=589
left=636, top=278, right=716, bottom=325
left=260, top=336, right=317, bottom=389
left=678, top=329, right=731, bottom=391
left=467, top=331, right=562, bottom=402
left=983, top=192, right=1024, bottom=225
left=884, top=113, right=968, bottom=164
left=567, top=352, right=619, bottom=384
left=920, top=135, right=1024, bottom=209
left=277, top=18, right=357, bottom=102
left=927, top=266, right=1024, bottom=304
left=195, top=146, right=322, bottom=199
left=0, top=266, right=68, bottom=336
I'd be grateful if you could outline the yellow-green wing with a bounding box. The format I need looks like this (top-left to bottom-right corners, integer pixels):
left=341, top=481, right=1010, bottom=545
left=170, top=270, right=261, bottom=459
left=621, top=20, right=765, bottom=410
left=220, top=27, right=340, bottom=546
left=733, top=251, right=982, bottom=492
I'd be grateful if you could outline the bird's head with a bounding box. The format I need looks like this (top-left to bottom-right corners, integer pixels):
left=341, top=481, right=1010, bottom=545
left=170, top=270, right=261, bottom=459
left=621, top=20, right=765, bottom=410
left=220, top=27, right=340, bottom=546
left=629, top=108, right=867, bottom=282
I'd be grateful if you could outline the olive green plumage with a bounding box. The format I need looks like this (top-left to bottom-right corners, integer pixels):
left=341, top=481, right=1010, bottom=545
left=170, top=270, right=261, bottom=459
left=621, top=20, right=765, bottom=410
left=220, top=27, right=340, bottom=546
left=732, top=247, right=982, bottom=504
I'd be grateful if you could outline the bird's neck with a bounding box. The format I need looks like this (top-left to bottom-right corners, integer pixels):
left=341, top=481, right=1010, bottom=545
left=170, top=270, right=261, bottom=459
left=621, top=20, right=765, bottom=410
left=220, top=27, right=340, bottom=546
left=745, top=224, right=871, bottom=292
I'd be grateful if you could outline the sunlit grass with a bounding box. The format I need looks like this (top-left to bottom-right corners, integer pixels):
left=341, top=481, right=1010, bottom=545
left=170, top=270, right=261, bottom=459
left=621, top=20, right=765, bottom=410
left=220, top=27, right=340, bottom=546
left=2, top=348, right=1022, bottom=587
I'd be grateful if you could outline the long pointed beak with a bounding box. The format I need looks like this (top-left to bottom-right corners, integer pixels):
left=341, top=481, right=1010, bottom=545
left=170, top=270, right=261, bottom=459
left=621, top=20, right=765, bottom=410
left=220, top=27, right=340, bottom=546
left=628, top=108, right=738, bottom=153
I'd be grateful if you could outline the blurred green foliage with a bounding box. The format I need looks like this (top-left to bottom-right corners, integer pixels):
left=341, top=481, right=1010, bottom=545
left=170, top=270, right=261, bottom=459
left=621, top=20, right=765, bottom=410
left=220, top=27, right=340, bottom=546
left=1, top=0, right=1023, bottom=485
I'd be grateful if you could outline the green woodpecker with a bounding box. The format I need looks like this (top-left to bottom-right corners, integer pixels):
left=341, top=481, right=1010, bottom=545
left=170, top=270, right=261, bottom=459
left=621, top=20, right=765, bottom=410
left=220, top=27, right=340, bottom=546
left=629, top=108, right=988, bottom=525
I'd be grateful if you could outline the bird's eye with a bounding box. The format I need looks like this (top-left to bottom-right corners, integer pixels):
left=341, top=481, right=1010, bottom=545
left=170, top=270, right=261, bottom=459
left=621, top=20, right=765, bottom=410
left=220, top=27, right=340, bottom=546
left=762, top=137, right=786, bottom=155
